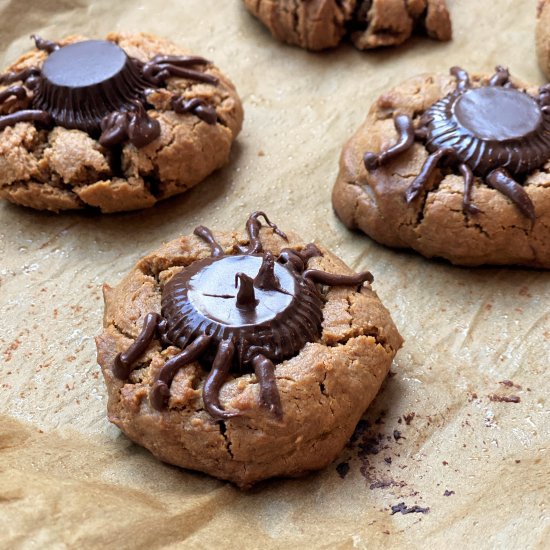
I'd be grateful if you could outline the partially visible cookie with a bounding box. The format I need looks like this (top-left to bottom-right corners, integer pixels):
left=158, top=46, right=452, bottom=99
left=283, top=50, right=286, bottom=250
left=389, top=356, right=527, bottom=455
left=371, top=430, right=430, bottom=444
left=332, top=67, right=550, bottom=267
left=0, top=33, right=243, bottom=212
left=96, top=212, right=402, bottom=487
left=536, top=1, right=550, bottom=78
left=242, top=0, right=452, bottom=51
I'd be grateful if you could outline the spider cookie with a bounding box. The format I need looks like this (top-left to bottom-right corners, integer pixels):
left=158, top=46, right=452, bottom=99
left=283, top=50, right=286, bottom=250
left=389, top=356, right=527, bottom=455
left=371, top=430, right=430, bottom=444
left=0, top=33, right=243, bottom=212
left=96, top=212, right=402, bottom=487
left=332, top=66, right=550, bottom=267
left=242, top=0, right=451, bottom=51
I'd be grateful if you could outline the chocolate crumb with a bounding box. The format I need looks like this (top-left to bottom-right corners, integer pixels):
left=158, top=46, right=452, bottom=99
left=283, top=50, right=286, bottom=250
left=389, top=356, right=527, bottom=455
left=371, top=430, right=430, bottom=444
left=383, top=530, right=390, bottom=535
left=489, top=394, right=521, bottom=403
left=515, top=460, right=521, bottom=464
left=390, top=502, right=430, bottom=515
left=393, top=429, right=405, bottom=441
left=336, top=462, right=350, bottom=479
left=370, top=480, right=392, bottom=489
left=384, top=457, right=392, bottom=464
left=442, top=461, right=448, bottom=466
left=443, top=490, right=455, bottom=496
left=403, top=412, right=416, bottom=425
left=349, top=419, right=370, bottom=446
left=499, top=380, right=522, bottom=389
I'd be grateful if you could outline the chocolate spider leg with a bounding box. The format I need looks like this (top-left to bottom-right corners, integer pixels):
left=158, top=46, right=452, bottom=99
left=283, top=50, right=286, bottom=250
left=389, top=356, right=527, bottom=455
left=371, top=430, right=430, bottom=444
left=0, top=110, right=52, bottom=131
left=489, top=65, right=511, bottom=87
left=485, top=168, right=536, bottom=224
left=203, top=339, right=239, bottom=419
left=172, top=96, right=217, bottom=125
left=0, top=67, right=40, bottom=86
left=0, top=85, right=28, bottom=106
left=113, top=312, right=161, bottom=379
left=450, top=66, right=471, bottom=91
left=459, top=163, right=481, bottom=215
left=303, top=269, right=374, bottom=288
left=31, top=34, right=60, bottom=53
left=405, top=146, right=455, bottom=203
left=194, top=225, right=225, bottom=257
left=251, top=354, right=283, bottom=420
left=149, top=54, right=210, bottom=67
left=364, top=114, right=415, bottom=170
left=150, top=334, right=213, bottom=410
left=245, top=211, right=288, bottom=254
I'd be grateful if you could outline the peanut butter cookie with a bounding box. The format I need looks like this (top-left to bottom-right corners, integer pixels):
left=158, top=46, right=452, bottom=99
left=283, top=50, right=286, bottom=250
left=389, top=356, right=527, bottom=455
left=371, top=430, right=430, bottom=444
left=0, top=33, right=243, bottom=212
left=96, top=212, right=402, bottom=487
left=333, top=67, right=550, bottom=267
left=242, top=0, right=451, bottom=51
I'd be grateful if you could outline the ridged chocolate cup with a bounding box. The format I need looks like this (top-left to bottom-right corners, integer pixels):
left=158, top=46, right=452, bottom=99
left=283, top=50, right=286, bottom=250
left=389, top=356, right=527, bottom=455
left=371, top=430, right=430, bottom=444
left=161, top=254, right=324, bottom=369
left=33, top=40, right=149, bottom=133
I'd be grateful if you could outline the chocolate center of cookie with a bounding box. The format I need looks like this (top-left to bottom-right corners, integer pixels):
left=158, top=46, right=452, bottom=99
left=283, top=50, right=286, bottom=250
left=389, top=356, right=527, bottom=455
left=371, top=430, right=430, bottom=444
left=42, top=40, right=128, bottom=88
left=453, top=87, right=541, bottom=141
left=161, top=252, right=324, bottom=366
left=34, top=39, right=149, bottom=132
left=184, top=255, right=296, bottom=326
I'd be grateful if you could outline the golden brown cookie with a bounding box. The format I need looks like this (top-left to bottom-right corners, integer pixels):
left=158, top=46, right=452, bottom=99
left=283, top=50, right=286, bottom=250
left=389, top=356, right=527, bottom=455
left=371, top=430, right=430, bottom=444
left=95, top=213, right=402, bottom=487
left=242, top=0, right=452, bottom=51
left=536, top=0, right=550, bottom=78
left=332, top=67, right=550, bottom=267
left=0, top=33, right=243, bottom=212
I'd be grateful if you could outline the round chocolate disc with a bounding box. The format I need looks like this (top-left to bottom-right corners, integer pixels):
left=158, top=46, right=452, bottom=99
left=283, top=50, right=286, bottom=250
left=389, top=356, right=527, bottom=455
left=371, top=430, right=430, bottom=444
left=186, top=255, right=296, bottom=326
left=161, top=254, right=324, bottom=367
left=42, top=40, right=128, bottom=88
left=453, top=87, right=541, bottom=141
left=33, top=39, right=149, bottom=132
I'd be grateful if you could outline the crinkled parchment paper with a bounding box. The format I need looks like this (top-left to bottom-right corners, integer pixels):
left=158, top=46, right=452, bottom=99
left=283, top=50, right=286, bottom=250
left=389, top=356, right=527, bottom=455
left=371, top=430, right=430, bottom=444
left=0, top=0, right=548, bottom=548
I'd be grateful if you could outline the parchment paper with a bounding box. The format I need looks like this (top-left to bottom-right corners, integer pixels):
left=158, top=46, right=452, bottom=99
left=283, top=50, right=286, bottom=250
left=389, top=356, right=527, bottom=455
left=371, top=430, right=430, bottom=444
left=0, top=0, right=548, bottom=548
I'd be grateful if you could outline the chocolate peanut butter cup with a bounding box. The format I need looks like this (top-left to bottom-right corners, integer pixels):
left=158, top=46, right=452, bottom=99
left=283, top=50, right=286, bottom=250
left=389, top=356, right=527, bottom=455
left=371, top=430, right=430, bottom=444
left=33, top=40, right=149, bottom=133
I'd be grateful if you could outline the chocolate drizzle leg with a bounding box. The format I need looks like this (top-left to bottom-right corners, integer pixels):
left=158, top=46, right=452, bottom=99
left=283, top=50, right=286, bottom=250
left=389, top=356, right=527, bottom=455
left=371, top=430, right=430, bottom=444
left=112, top=213, right=377, bottom=421
left=252, top=355, right=283, bottom=420
left=203, top=339, right=238, bottom=419
left=31, top=34, right=60, bottom=53
left=194, top=226, right=224, bottom=257
left=362, top=65, right=548, bottom=223
left=142, top=54, right=219, bottom=86
left=171, top=96, right=217, bottom=124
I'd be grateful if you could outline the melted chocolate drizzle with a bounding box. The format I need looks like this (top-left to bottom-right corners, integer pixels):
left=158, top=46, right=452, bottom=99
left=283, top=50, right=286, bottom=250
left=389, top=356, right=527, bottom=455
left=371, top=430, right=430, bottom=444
left=142, top=55, right=219, bottom=86
left=363, top=66, right=548, bottom=224
left=172, top=96, right=217, bottom=125
left=112, top=212, right=375, bottom=421
left=31, top=34, right=60, bottom=53
left=0, top=35, right=220, bottom=147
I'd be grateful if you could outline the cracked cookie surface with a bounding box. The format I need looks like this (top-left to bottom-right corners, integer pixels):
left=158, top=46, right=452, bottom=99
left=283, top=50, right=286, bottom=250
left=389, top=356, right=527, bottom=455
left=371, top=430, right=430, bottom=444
left=242, top=0, right=451, bottom=51
left=95, top=226, right=402, bottom=487
left=0, top=33, right=243, bottom=213
left=332, top=72, right=550, bottom=267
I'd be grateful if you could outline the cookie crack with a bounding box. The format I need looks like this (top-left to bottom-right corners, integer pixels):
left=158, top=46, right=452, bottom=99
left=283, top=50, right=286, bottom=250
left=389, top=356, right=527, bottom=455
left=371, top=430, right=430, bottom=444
left=219, top=420, right=234, bottom=459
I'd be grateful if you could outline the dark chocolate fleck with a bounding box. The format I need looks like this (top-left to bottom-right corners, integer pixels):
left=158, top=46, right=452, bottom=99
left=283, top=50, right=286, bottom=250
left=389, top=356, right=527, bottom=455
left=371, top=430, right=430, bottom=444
left=489, top=394, right=521, bottom=403
left=443, top=490, right=455, bottom=496
left=336, top=462, right=350, bottom=479
left=393, top=429, right=405, bottom=441
left=390, top=502, right=430, bottom=515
